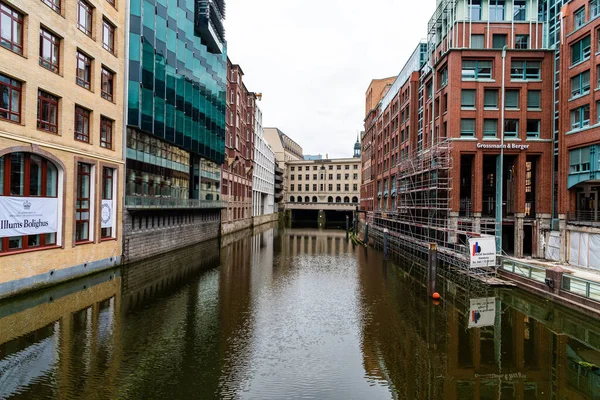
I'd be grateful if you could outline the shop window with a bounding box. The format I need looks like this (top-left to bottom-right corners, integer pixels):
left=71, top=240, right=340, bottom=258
left=75, top=162, right=92, bottom=243
left=0, top=153, right=59, bottom=253
left=101, top=167, right=114, bottom=239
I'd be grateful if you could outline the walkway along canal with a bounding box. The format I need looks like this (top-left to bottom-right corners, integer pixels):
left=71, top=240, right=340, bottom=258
left=1, top=225, right=600, bottom=399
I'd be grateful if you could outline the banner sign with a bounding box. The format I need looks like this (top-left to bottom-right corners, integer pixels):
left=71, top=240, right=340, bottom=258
left=468, top=236, right=496, bottom=268
left=101, top=199, right=114, bottom=229
left=0, top=197, right=58, bottom=237
left=468, top=297, right=496, bottom=328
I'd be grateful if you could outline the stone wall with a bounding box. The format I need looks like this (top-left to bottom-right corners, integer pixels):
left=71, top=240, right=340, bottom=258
left=123, top=209, right=221, bottom=263
left=221, top=212, right=279, bottom=236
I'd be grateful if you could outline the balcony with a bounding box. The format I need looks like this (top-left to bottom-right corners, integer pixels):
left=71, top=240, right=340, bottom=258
left=126, top=196, right=227, bottom=210
left=568, top=211, right=600, bottom=227
left=194, top=0, right=226, bottom=54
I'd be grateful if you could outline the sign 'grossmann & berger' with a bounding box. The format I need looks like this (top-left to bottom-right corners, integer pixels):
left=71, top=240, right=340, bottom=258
left=476, top=142, right=530, bottom=150
left=0, top=197, right=59, bottom=237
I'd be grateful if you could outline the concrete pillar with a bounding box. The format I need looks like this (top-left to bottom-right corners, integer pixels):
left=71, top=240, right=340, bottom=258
left=448, top=212, right=459, bottom=244
left=514, top=214, right=525, bottom=258
left=473, top=212, right=482, bottom=234
left=559, top=214, right=568, bottom=263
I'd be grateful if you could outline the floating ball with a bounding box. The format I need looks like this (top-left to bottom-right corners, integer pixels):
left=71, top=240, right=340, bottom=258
left=432, top=292, right=441, bottom=300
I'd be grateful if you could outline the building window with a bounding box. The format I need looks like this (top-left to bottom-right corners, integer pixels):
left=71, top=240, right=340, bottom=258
left=304, top=184, right=309, bottom=191
left=440, top=67, right=448, bottom=86
left=513, top=0, right=526, bottom=21
left=462, top=60, right=492, bottom=79
left=42, top=0, right=61, bottom=13
left=484, top=89, right=498, bottom=108
left=572, top=36, right=591, bottom=65
left=504, top=119, right=519, bottom=137
left=106, top=0, right=115, bottom=8
left=492, top=34, right=507, bottom=49
left=336, top=184, right=341, bottom=191
left=515, top=34, right=529, bottom=49
left=77, top=0, right=93, bottom=37
left=100, top=117, right=113, bottom=149
left=290, top=174, right=295, bottom=180
left=461, top=89, right=476, bottom=108
left=37, top=90, right=58, bottom=133
left=39, top=28, right=61, bottom=73
left=571, top=70, right=590, bottom=98
left=468, top=0, right=481, bottom=20
left=102, top=19, right=115, bottom=54
left=101, top=67, right=114, bottom=101
left=328, top=184, right=333, bottom=191
left=489, top=0, right=505, bottom=21
left=510, top=60, right=541, bottom=80
left=312, top=174, right=317, bottom=180
left=0, top=73, right=21, bottom=123
left=460, top=119, right=475, bottom=136
left=305, top=174, right=309, bottom=180
left=74, top=106, right=90, bottom=142
left=312, top=184, right=317, bottom=191
left=571, top=105, right=591, bottom=130
left=0, top=153, right=59, bottom=253
left=527, top=90, right=541, bottom=109
left=0, top=3, right=23, bottom=55
left=75, top=162, right=91, bottom=243
left=483, top=119, right=497, bottom=137
left=290, top=184, right=294, bottom=191
left=76, top=50, right=92, bottom=90
left=101, top=167, right=113, bottom=239
left=574, top=7, right=586, bottom=30
left=505, top=89, right=520, bottom=109
left=592, top=0, right=600, bottom=19
left=344, top=184, right=349, bottom=191
left=526, top=120, right=540, bottom=138
left=471, top=34, right=484, bottom=49
left=570, top=147, right=591, bottom=173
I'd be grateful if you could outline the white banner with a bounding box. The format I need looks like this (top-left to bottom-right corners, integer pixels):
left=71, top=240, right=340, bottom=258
left=101, top=199, right=114, bottom=229
left=0, top=197, right=58, bottom=237
left=468, top=236, right=496, bottom=268
left=468, top=297, right=496, bottom=328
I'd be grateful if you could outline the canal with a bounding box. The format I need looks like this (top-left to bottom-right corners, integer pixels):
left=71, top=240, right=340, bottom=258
left=1, top=226, right=600, bottom=399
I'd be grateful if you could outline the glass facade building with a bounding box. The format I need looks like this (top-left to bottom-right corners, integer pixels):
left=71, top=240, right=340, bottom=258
left=127, top=0, right=226, bottom=200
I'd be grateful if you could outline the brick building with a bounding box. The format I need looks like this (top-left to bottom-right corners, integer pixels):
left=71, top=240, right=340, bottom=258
left=0, top=0, right=125, bottom=297
left=222, top=60, right=255, bottom=226
left=363, top=0, right=556, bottom=258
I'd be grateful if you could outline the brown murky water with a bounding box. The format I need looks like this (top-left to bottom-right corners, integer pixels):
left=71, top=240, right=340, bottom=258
left=1, top=226, right=600, bottom=399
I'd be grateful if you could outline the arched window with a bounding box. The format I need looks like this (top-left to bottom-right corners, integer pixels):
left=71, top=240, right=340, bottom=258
left=352, top=196, right=359, bottom=203
left=290, top=196, right=295, bottom=202
left=304, top=196, right=310, bottom=203
left=0, top=153, right=60, bottom=253
left=344, top=196, right=350, bottom=203
left=328, top=196, right=333, bottom=203
left=297, top=197, right=302, bottom=203
left=336, top=196, right=341, bottom=203
left=312, top=196, right=317, bottom=203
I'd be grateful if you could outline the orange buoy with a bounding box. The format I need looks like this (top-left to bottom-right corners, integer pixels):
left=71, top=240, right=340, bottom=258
left=432, top=292, right=441, bottom=300
left=432, top=300, right=440, bottom=306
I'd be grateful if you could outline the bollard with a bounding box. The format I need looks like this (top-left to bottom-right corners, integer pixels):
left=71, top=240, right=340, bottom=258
left=383, top=228, right=389, bottom=259
left=428, top=243, right=438, bottom=298
left=364, top=223, right=369, bottom=245
left=346, top=215, right=349, bottom=239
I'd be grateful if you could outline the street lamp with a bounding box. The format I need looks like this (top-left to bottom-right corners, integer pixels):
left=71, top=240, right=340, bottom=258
left=496, top=45, right=508, bottom=254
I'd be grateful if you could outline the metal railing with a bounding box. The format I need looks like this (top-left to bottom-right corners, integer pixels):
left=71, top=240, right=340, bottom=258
left=500, top=258, right=547, bottom=283
left=125, top=196, right=227, bottom=210
left=562, top=275, right=600, bottom=301
left=568, top=211, right=600, bottom=225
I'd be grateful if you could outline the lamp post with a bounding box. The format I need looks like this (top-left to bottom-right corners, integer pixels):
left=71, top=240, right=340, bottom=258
left=496, top=45, right=508, bottom=254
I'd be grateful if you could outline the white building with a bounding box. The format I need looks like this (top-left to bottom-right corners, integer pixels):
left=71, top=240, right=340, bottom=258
left=252, top=106, right=276, bottom=216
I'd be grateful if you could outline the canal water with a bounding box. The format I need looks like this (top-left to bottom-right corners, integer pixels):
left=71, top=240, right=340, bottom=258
left=1, top=226, right=600, bottom=399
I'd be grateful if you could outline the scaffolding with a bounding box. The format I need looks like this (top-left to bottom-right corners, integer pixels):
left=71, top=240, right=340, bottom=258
left=366, top=139, right=497, bottom=278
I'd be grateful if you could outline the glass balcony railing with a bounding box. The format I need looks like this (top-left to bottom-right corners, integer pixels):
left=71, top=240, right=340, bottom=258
left=125, top=196, right=226, bottom=210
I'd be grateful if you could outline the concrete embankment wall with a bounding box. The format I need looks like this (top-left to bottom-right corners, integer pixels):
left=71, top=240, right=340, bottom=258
left=221, top=213, right=279, bottom=236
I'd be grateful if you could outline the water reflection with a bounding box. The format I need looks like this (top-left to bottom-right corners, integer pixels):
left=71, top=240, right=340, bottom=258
left=0, top=227, right=599, bottom=399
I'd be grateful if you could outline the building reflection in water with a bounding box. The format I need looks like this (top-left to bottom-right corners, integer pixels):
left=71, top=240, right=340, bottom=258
left=0, top=228, right=600, bottom=399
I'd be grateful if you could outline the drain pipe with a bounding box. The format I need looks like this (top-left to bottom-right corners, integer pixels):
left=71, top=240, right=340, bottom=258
left=496, top=45, right=508, bottom=254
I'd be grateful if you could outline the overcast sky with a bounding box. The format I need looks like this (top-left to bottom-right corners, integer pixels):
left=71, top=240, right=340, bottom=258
left=225, top=0, right=435, bottom=159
